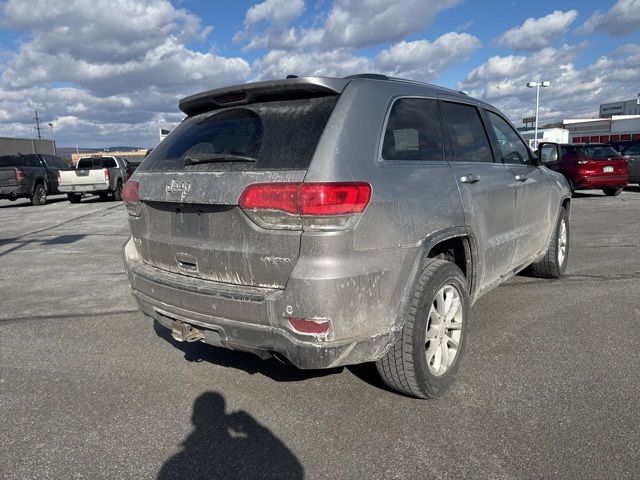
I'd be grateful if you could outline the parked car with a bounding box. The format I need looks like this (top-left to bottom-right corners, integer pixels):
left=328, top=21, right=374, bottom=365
left=58, top=155, right=130, bottom=203
left=0, top=153, right=70, bottom=205
left=542, top=143, right=628, bottom=196
left=609, top=140, right=640, bottom=186
left=122, top=74, right=571, bottom=398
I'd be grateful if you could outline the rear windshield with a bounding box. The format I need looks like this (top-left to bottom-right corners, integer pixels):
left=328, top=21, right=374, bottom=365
left=77, top=157, right=114, bottom=168
left=577, top=146, right=619, bottom=158
left=0, top=155, right=40, bottom=167
left=138, top=96, right=338, bottom=172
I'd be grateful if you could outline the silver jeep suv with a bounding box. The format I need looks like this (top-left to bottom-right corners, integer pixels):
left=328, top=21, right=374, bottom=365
left=123, top=74, right=571, bottom=398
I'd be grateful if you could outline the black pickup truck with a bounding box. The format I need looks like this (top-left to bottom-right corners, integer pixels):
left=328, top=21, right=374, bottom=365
left=0, top=153, right=70, bottom=205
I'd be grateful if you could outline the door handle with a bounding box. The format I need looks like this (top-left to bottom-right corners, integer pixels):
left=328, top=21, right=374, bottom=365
left=460, top=174, right=480, bottom=184
left=514, top=174, right=527, bottom=182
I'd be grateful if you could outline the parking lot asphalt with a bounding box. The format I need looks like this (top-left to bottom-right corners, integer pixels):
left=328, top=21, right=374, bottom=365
left=1, top=189, right=639, bottom=480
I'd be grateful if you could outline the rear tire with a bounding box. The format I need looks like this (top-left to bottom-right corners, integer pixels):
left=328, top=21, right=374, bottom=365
left=376, top=259, right=470, bottom=399
left=31, top=183, right=47, bottom=206
left=603, top=187, right=622, bottom=196
left=67, top=193, right=81, bottom=204
left=113, top=181, right=123, bottom=201
left=530, top=207, right=569, bottom=278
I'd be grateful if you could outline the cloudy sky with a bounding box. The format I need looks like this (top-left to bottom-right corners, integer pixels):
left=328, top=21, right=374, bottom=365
left=0, top=0, right=639, bottom=148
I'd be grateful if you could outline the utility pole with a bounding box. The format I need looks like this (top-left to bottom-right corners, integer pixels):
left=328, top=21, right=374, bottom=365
left=34, top=110, right=42, bottom=140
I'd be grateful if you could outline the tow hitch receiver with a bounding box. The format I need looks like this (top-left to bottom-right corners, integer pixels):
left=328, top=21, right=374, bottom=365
left=171, top=321, right=206, bottom=343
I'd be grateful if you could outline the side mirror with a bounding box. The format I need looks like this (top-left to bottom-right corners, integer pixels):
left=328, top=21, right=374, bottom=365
left=538, top=143, right=560, bottom=166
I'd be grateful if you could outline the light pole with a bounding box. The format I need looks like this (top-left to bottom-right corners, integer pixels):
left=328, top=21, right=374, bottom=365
left=526, top=81, right=550, bottom=149
left=48, top=122, right=56, bottom=156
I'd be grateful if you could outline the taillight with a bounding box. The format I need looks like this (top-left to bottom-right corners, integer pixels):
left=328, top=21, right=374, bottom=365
left=14, top=168, right=26, bottom=183
left=103, top=168, right=110, bottom=181
left=300, top=183, right=371, bottom=215
left=239, top=183, right=300, bottom=214
left=239, top=182, right=371, bottom=230
left=288, top=317, right=331, bottom=336
left=123, top=181, right=140, bottom=216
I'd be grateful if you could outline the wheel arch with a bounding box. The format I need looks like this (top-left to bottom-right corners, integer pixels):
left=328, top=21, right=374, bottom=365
left=390, top=227, right=479, bottom=342
left=32, top=176, right=48, bottom=193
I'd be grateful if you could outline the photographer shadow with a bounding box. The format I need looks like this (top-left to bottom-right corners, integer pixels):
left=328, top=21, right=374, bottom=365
left=157, top=391, right=304, bottom=480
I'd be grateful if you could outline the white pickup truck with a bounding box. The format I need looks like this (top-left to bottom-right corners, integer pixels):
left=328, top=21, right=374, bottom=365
left=58, top=156, right=131, bottom=203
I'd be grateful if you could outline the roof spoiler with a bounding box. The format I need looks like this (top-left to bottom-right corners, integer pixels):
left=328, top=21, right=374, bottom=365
left=179, top=77, right=351, bottom=116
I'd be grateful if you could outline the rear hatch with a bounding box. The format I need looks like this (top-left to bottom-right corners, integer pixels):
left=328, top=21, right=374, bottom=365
left=129, top=83, right=343, bottom=289
left=577, top=145, right=628, bottom=176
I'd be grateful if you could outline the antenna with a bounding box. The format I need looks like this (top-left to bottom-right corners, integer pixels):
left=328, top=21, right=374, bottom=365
left=34, top=110, right=42, bottom=140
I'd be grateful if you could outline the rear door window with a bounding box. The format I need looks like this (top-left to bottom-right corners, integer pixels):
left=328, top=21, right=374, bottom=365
left=103, top=158, right=117, bottom=168
left=441, top=102, right=494, bottom=163
left=486, top=111, right=533, bottom=165
left=381, top=98, right=443, bottom=161
left=42, top=156, right=68, bottom=168
left=139, top=96, right=338, bottom=172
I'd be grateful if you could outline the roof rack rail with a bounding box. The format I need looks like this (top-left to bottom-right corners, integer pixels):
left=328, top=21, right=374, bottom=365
left=343, top=73, right=389, bottom=80
left=286, top=74, right=298, bottom=79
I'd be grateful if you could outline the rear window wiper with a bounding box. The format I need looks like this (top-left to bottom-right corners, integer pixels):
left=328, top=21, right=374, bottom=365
left=184, top=153, right=256, bottom=166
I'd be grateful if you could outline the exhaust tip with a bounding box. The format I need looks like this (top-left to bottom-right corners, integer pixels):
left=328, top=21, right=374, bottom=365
left=271, top=352, right=294, bottom=366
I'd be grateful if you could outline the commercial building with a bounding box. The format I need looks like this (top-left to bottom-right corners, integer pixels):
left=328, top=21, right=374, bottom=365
left=0, top=136, right=56, bottom=156
left=564, top=115, right=640, bottom=144
left=599, top=96, right=640, bottom=118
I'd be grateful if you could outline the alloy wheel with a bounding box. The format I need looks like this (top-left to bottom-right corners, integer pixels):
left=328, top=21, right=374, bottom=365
left=425, top=284, right=463, bottom=376
left=558, top=219, right=567, bottom=266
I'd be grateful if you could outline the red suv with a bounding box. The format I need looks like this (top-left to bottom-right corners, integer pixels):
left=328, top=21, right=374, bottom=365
left=546, top=143, right=628, bottom=196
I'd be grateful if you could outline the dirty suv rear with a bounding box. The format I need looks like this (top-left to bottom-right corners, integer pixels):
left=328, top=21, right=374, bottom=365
left=124, top=75, right=571, bottom=398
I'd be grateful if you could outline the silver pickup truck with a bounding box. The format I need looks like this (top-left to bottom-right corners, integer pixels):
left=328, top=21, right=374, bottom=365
left=58, top=156, right=131, bottom=203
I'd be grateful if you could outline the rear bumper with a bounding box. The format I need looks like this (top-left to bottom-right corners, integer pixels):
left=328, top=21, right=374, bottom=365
left=135, top=290, right=394, bottom=369
left=0, top=185, right=29, bottom=198
left=574, top=175, right=628, bottom=189
left=123, top=238, right=404, bottom=369
left=59, top=183, right=109, bottom=193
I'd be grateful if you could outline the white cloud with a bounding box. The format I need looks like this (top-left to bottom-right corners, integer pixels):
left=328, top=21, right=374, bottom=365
left=578, top=0, right=640, bottom=36
left=3, top=0, right=210, bottom=63
left=462, top=45, right=576, bottom=90
left=244, top=0, right=305, bottom=26
left=0, top=0, right=251, bottom=147
left=251, top=49, right=373, bottom=80
left=377, top=33, right=481, bottom=79
left=458, top=45, right=640, bottom=125
left=496, top=10, right=578, bottom=51
left=250, top=32, right=481, bottom=83
left=237, top=0, right=461, bottom=51
left=235, top=0, right=304, bottom=51
left=301, top=0, right=460, bottom=49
